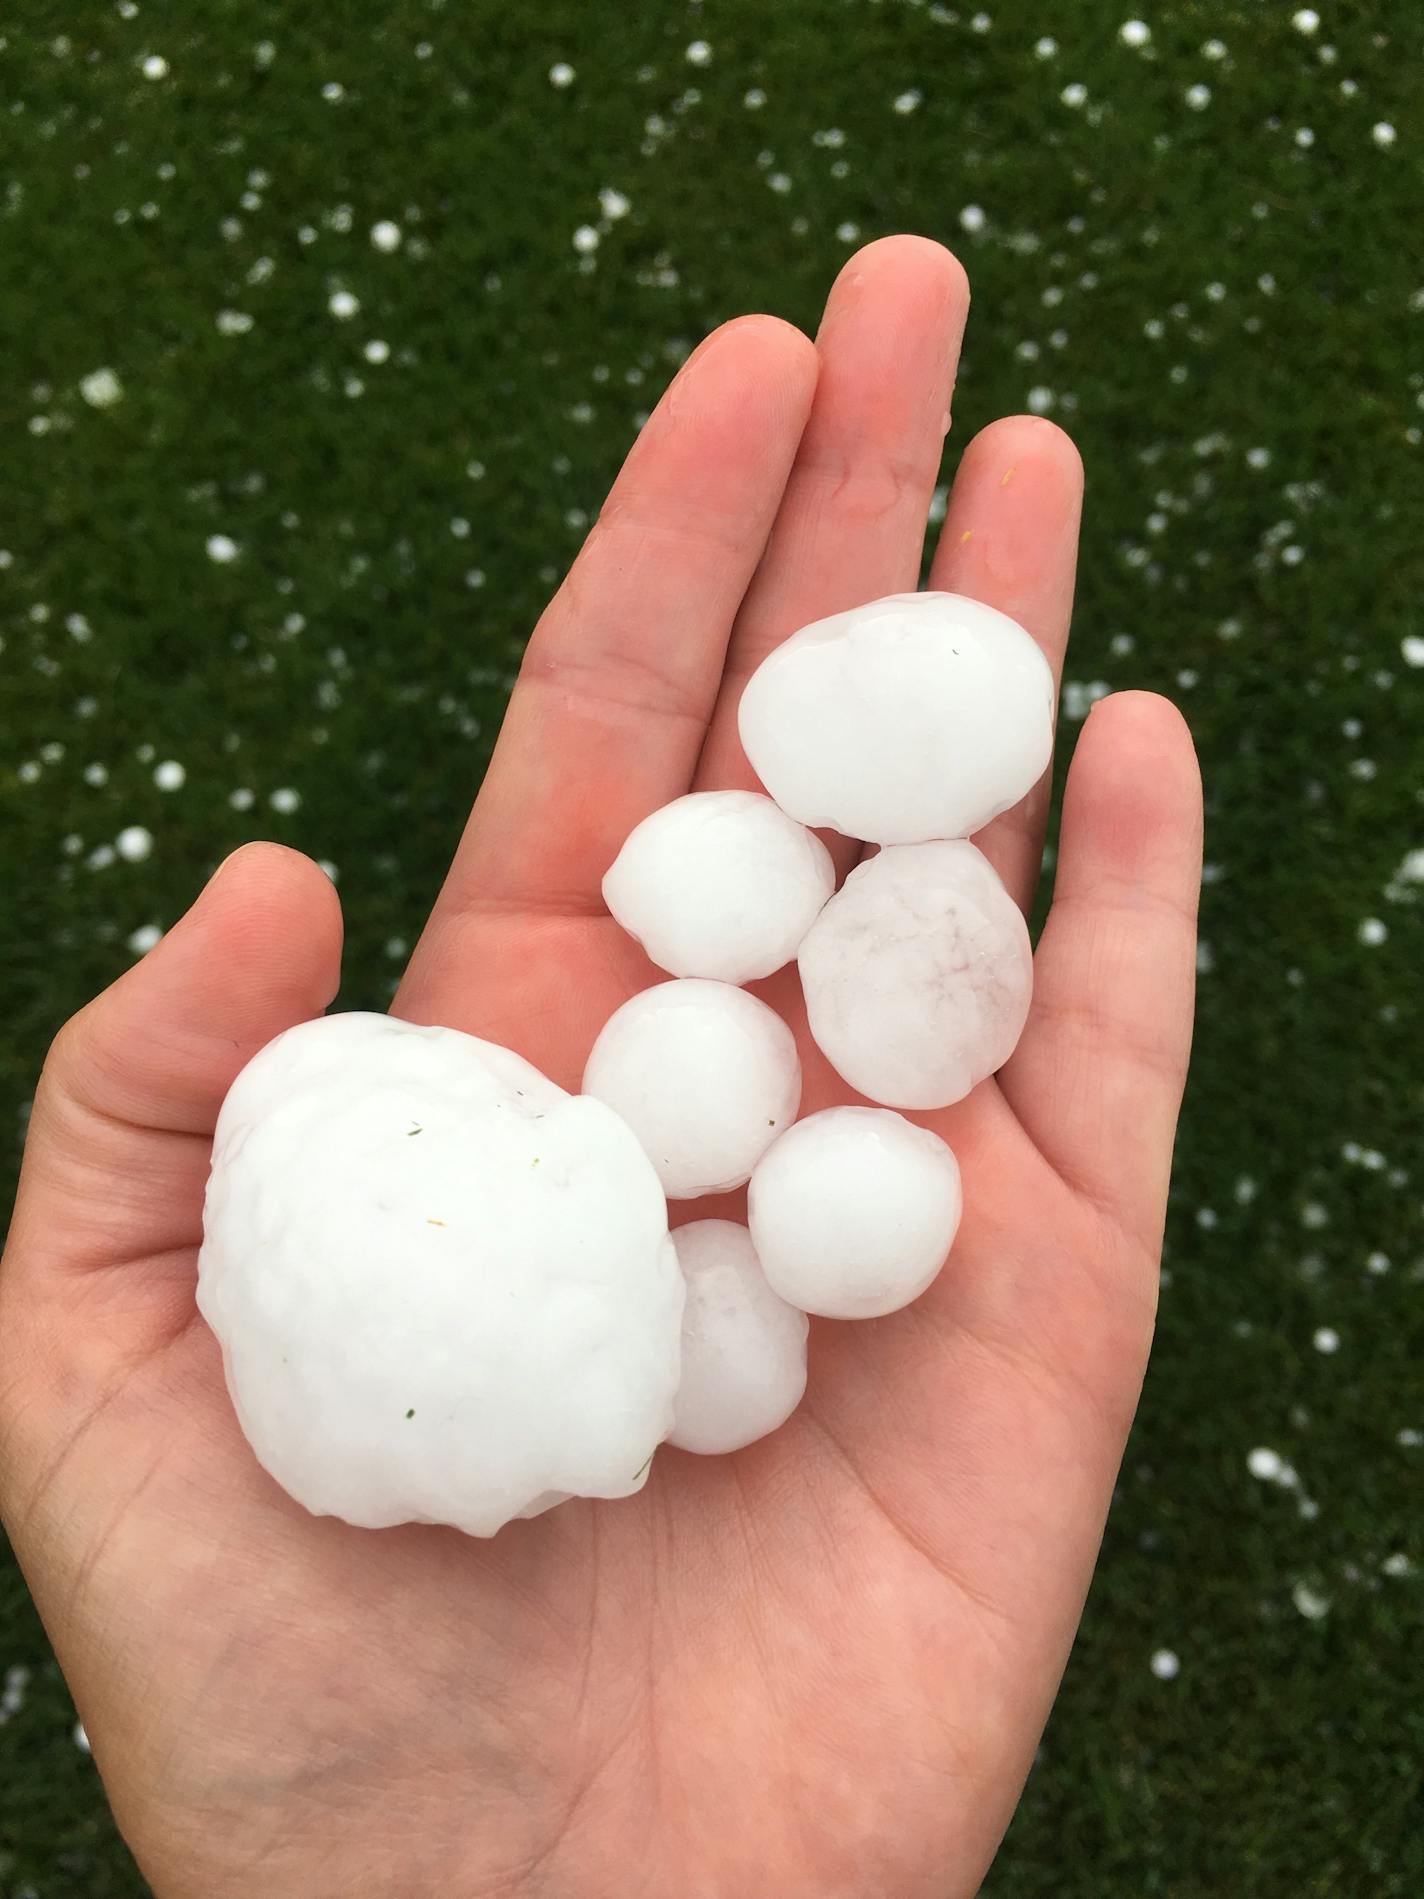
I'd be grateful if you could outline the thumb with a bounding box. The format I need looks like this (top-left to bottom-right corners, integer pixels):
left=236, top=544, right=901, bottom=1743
left=10, top=842, right=342, bottom=1277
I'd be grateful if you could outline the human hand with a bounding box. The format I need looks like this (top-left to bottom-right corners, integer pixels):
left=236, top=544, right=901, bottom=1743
left=0, top=237, right=1201, bottom=1898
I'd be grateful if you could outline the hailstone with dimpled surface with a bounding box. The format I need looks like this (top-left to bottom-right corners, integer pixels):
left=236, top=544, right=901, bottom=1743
left=602, top=790, right=835, bottom=983
left=749, top=1107, right=962, bottom=1319
left=668, top=1220, right=809, bottom=1454
left=582, top=979, right=801, bottom=1198
left=198, top=1013, right=683, bottom=1538
left=798, top=840, right=1032, bottom=1109
left=737, top=590, right=1054, bottom=845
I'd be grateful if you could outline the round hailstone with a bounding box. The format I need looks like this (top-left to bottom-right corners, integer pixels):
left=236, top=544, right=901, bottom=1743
left=749, top=1108, right=962, bottom=1319
left=198, top=1013, right=682, bottom=1538
left=603, top=790, right=835, bottom=983
left=667, top=1221, right=809, bottom=1454
left=799, top=840, right=1031, bottom=1109
left=737, top=590, right=1054, bottom=844
left=582, top=979, right=801, bottom=1198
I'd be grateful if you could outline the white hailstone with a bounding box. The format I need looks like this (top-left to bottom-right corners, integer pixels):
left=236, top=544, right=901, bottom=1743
left=738, top=592, right=1054, bottom=845
left=799, top=841, right=1031, bottom=1109
left=115, top=824, right=153, bottom=862
left=198, top=1013, right=681, bottom=1537
left=80, top=367, right=124, bottom=409
left=153, top=759, right=186, bottom=790
left=749, top=1108, right=961, bottom=1319
left=370, top=219, right=403, bottom=252
left=667, top=1221, right=809, bottom=1454
left=602, top=791, right=834, bottom=983
left=582, top=980, right=801, bottom=1199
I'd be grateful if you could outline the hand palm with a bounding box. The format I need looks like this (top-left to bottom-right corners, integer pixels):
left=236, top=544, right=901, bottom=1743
left=1, top=241, right=1200, bottom=1899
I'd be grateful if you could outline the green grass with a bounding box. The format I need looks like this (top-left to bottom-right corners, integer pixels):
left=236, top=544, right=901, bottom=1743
left=2, top=2, right=1422, bottom=1892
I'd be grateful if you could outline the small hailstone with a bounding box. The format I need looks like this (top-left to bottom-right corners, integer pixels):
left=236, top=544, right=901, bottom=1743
left=127, top=923, right=162, bottom=954
left=667, top=1221, right=809, bottom=1454
left=115, top=824, right=153, bottom=862
left=1371, top=122, right=1396, bottom=149
left=1149, top=1648, right=1180, bottom=1680
left=548, top=61, right=575, bottom=87
left=1247, top=1446, right=1283, bottom=1481
left=799, top=841, right=1032, bottom=1109
left=198, top=1013, right=681, bottom=1536
left=738, top=592, right=1053, bottom=846
left=749, top=1108, right=961, bottom=1319
left=206, top=534, right=238, bottom=563
left=141, top=54, right=169, bottom=80
left=370, top=219, right=402, bottom=252
left=80, top=367, right=124, bottom=409
left=1119, top=21, right=1151, bottom=48
left=582, top=980, right=801, bottom=1199
left=602, top=791, right=834, bottom=983
left=328, top=289, right=360, bottom=319
left=153, top=759, right=186, bottom=790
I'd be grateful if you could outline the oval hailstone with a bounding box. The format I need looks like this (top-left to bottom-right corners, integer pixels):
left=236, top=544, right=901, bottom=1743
left=603, top=791, right=835, bottom=983
left=668, top=1221, right=809, bottom=1454
left=738, top=590, right=1054, bottom=844
left=749, top=1107, right=962, bottom=1319
left=198, top=1013, right=682, bottom=1538
left=799, top=841, right=1032, bottom=1109
left=582, top=979, right=801, bottom=1198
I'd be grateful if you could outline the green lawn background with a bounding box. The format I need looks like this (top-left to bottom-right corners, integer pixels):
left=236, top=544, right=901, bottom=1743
left=1, top=3, right=1421, bottom=1892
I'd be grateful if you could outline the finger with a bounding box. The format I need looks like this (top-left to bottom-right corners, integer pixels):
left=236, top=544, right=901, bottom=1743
left=695, top=235, right=970, bottom=868
left=999, top=692, right=1202, bottom=1248
left=927, top=414, right=1083, bottom=914
left=407, top=316, right=817, bottom=949
left=11, top=844, right=342, bottom=1277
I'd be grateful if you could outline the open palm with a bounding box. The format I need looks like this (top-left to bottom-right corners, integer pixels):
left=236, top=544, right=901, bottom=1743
left=1, top=239, right=1200, bottom=1899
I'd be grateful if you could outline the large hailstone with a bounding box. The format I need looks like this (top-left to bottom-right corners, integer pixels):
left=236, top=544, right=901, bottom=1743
left=197, top=1012, right=683, bottom=1538
left=738, top=590, right=1054, bottom=844
left=582, top=979, right=801, bottom=1198
left=602, top=791, right=835, bottom=983
left=668, top=1221, right=809, bottom=1454
left=799, top=841, right=1032, bottom=1109
left=749, top=1108, right=962, bottom=1319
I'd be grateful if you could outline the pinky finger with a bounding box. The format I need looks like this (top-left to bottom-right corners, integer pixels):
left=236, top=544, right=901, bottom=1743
left=999, top=691, right=1202, bottom=1251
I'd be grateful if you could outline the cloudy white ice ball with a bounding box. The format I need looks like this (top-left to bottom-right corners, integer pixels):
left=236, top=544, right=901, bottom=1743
left=668, top=1221, right=809, bottom=1454
left=582, top=979, right=801, bottom=1198
left=738, top=591, right=1054, bottom=844
left=749, top=1108, right=962, bottom=1319
left=603, top=791, right=834, bottom=983
left=799, top=841, right=1032, bottom=1109
left=198, top=1013, right=682, bottom=1538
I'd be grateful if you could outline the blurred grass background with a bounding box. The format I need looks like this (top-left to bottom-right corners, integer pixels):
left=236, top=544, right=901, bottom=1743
left=1, top=2, right=1421, bottom=1893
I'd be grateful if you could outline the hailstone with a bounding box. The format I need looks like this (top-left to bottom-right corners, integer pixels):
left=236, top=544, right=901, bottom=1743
left=737, top=590, right=1054, bottom=844
left=667, top=1221, right=809, bottom=1454
left=748, top=1107, right=962, bottom=1319
left=197, top=1012, right=683, bottom=1538
left=798, top=840, right=1032, bottom=1109
left=582, top=979, right=801, bottom=1198
left=602, top=790, right=835, bottom=983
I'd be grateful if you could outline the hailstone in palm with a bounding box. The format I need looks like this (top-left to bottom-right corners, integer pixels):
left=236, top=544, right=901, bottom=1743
left=749, top=1107, right=962, bottom=1319
left=737, top=590, right=1054, bottom=844
left=602, top=790, right=834, bottom=983
left=799, top=840, right=1032, bottom=1109
left=667, top=1220, right=809, bottom=1454
left=198, top=1012, right=683, bottom=1538
left=582, top=979, right=801, bottom=1198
